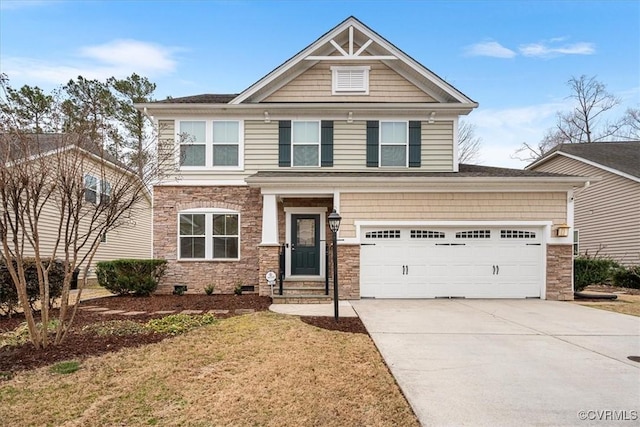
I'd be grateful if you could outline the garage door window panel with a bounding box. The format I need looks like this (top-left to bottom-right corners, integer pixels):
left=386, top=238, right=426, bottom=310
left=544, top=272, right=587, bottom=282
left=456, top=230, right=491, bottom=239
left=411, top=230, right=446, bottom=239
left=365, top=230, right=401, bottom=239
left=500, top=230, right=536, bottom=239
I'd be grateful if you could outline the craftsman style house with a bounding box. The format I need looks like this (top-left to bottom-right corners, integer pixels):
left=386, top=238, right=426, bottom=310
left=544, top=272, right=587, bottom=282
left=139, top=17, right=588, bottom=301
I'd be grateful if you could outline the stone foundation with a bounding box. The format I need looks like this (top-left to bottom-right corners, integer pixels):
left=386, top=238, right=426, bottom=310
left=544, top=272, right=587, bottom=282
left=546, top=244, right=574, bottom=301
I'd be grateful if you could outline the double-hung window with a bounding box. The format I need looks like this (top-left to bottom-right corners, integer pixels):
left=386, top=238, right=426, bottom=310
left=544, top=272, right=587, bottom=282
left=84, top=174, right=111, bottom=204
left=212, top=121, right=240, bottom=166
left=178, top=210, right=239, bottom=260
left=179, top=121, right=206, bottom=167
left=84, top=175, right=99, bottom=204
left=178, top=120, right=243, bottom=169
left=380, top=121, right=408, bottom=167
left=292, top=121, right=320, bottom=167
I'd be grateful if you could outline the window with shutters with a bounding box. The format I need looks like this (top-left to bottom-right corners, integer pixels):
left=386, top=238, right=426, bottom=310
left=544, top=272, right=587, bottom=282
left=292, top=121, right=320, bottom=167
left=380, top=121, right=408, bottom=167
left=331, top=66, right=370, bottom=95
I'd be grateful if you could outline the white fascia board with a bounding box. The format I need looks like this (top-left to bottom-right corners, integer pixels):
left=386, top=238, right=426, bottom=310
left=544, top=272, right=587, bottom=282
left=154, top=179, right=248, bottom=187
left=247, top=176, right=590, bottom=192
left=139, top=102, right=476, bottom=117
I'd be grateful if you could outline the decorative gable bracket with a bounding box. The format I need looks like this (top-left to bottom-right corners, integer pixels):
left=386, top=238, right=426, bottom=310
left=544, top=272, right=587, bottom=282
left=305, top=26, right=397, bottom=61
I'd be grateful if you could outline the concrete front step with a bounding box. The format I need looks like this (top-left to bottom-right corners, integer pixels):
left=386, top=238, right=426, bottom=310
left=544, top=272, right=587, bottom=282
left=280, top=286, right=329, bottom=296
left=271, top=294, right=332, bottom=304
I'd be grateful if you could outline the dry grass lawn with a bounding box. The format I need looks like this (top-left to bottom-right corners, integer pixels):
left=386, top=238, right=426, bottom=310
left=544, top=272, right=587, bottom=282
left=0, top=312, right=418, bottom=426
left=574, top=293, right=640, bottom=317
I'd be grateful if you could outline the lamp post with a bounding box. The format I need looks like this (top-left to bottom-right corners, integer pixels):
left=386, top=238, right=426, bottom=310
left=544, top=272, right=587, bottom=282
left=328, top=208, right=342, bottom=322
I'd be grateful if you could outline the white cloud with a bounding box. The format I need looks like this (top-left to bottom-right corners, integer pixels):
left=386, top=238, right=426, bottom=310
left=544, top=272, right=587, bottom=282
left=464, top=41, right=516, bottom=58
left=1, top=39, right=178, bottom=86
left=519, top=41, right=595, bottom=58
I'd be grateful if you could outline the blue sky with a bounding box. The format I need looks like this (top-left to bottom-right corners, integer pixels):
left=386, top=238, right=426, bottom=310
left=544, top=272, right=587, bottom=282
left=1, top=0, right=638, bottom=168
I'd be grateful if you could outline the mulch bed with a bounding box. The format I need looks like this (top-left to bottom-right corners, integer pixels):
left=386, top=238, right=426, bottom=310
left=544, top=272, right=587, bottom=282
left=1, top=294, right=367, bottom=376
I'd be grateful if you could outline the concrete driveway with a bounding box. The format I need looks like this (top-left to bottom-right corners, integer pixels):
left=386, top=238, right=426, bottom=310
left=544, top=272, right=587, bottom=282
left=351, top=299, right=640, bottom=426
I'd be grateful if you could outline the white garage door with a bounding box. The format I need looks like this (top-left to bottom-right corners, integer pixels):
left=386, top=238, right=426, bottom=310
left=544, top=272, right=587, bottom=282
left=360, top=227, right=543, bottom=298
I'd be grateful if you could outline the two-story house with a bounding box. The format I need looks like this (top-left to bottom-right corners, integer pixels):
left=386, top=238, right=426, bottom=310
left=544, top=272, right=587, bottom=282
left=139, top=17, right=588, bottom=301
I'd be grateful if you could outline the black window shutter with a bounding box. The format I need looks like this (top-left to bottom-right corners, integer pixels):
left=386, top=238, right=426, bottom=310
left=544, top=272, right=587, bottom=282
left=278, top=120, right=291, bottom=167
left=321, top=120, right=334, bottom=167
left=408, top=121, right=421, bottom=168
left=366, top=121, right=379, bottom=167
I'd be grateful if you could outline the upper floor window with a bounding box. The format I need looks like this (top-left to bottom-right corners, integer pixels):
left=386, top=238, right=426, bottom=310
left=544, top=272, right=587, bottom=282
left=292, top=121, right=320, bottom=167
left=178, top=210, right=240, bottom=260
left=331, top=66, right=370, bottom=95
left=380, top=121, right=408, bottom=167
left=84, top=174, right=111, bottom=205
left=177, top=120, right=243, bottom=169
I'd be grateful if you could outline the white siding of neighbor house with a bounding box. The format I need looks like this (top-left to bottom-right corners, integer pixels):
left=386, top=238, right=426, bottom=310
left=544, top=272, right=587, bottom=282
left=160, top=119, right=455, bottom=180
left=264, top=61, right=436, bottom=103
left=534, top=156, right=640, bottom=266
left=339, top=192, right=567, bottom=238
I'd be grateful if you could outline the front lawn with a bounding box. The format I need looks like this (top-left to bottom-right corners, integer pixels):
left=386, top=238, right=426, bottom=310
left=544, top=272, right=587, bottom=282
left=0, top=312, right=418, bottom=426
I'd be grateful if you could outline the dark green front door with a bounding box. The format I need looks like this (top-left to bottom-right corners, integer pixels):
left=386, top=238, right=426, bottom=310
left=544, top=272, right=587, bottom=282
left=291, top=214, right=320, bottom=275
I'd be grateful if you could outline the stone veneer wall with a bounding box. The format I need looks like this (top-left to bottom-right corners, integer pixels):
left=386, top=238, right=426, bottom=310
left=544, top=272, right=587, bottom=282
left=153, top=186, right=262, bottom=294
left=335, top=244, right=361, bottom=299
left=258, top=245, right=280, bottom=296
left=546, top=244, right=574, bottom=301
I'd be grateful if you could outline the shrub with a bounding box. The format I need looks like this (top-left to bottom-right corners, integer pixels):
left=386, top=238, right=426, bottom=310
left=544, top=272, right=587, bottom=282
left=96, top=259, right=167, bottom=296
left=612, top=265, right=640, bottom=290
left=574, top=255, right=621, bottom=292
left=204, top=284, right=215, bottom=295
left=0, top=258, right=66, bottom=315
left=234, top=283, right=243, bottom=296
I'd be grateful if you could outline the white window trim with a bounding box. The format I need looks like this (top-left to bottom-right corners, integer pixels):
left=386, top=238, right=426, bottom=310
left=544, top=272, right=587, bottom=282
left=284, top=207, right=327, bottom=281
left=291, top=120, right=321, bottom=168
left=84, top=174, right=111, bottom=205
left=177, top=208, right=241, bottom=262
left=331, top=66, right=370, bottom=95
left=378, top=120, right=409, bottom=168
left=176, top=119, right=245, bottom=171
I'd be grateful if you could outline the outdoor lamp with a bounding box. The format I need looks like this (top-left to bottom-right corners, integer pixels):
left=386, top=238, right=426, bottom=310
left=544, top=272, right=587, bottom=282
left=556, top=224, right=570, bottom=238
left=328, top=208, right=341, bottom=321
left=328, top=209, right=341, bottom=233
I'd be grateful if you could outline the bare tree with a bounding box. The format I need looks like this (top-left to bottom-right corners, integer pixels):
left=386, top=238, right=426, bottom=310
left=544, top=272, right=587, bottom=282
left=458, top=120, right=482, bottom=164
left=514, top=75, right=623, bottom=161
left=619, top=107, right=640, bottom=140
left=0, top=74, right=173, bottom=348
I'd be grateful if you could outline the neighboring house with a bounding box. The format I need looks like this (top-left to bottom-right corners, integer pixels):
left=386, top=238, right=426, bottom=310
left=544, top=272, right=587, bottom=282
left=528, top=141, right=640, bottom=266
left=0, top=133, right=152, bottom=281
left=139, top=16, right=588, bottom=301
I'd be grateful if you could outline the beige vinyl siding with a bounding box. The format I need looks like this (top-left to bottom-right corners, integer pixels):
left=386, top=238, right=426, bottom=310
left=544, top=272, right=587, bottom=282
left=534, top=156, right=640, bottom=265
left=11, top=157, right=152, bottom=279
left=264, top=61, right=436, bottom=103
left=169, top=119, right=456, bottom=176
left=158, top=119, right=176, bottom=177
left=333, top=120, right=367, bottom=168
left=422, top=121, right=454, bottom=170
left=244, top=120, right=279, bottom=173
left=339, top=192, right=567, bottom=238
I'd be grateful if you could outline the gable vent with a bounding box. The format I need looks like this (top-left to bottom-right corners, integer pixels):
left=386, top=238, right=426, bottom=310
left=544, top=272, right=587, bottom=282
left=332, top=66, right=370, bottom=94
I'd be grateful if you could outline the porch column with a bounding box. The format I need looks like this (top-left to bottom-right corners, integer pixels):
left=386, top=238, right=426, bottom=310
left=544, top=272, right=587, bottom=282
left=261, top=194, right=279, bottom=245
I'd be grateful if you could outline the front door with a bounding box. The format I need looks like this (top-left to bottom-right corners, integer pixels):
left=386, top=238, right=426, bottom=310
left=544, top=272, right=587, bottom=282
left=291, top=214, right=320, bottom=275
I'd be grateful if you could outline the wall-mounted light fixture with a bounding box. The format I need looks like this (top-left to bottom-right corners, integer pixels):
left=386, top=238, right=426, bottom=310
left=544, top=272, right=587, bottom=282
left=428, top=111, right=436, bottom=124
left=556, top=224, right=570, bottom=237
left=347, top=111, right=353, bottom=123
left=264, top=111, right=270, bottom=123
